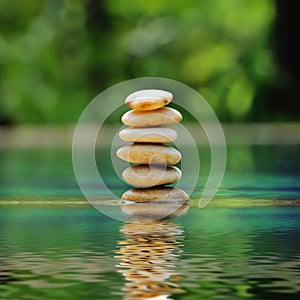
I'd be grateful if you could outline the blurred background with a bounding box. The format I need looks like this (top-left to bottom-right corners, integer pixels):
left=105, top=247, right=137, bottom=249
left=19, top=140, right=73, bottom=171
left=0, top=0, right=299, bottom=125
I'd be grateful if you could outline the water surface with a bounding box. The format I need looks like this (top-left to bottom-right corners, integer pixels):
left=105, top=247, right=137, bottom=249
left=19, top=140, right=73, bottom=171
left=1, top=207, right=300, bottom=299
left=0, top=145, right=300, bottom=299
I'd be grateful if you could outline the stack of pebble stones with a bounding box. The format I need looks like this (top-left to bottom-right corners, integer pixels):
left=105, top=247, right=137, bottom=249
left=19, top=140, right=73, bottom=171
left=117, top=89, right=189, bottom=206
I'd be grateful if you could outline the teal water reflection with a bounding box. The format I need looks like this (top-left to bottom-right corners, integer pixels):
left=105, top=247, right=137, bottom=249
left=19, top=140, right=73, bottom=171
left=1, top=207, right=300, bottom=299
left=0, top=145, right=300, bottom=299
left=0, top=145, right=299, bottom=199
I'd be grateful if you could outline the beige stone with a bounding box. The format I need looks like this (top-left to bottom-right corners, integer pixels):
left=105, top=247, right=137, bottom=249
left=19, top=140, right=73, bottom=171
left=121, top=201, right=190, bottom=220
left=125, top=89, right=173, bottom=111
left=122, top=166, right=181, bottom=187
left=121, top=107, right=182, bottom=127
left=116, top=144, right=181, bottom=165
left=119, top=127, right=177, bottom=143
left=121, top=187, right=189, bottom=201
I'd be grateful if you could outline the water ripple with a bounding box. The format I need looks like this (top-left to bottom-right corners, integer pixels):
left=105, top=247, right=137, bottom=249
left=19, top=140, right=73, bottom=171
left=1, top=207, right=300, bottom=299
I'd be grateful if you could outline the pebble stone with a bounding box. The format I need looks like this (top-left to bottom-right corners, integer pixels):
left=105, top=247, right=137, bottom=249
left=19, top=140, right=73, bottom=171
left=117, top=89, right=189, bottom=213
left=121, top=201, right=190, bottom=220
left=119, top=127, right=177, bottom=143
left=122, top=166, right=181, bottom=188
left=121, top=187, right=189, bottom=201
left=121, top=107, right=182, bottom=127
left=116, top=144, right=181, bottom=165
left=125, top=89, right=173, bottom=111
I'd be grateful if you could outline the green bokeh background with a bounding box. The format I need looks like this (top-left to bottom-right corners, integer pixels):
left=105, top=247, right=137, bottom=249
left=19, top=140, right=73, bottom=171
left=0, top=0, right=299, bottom=124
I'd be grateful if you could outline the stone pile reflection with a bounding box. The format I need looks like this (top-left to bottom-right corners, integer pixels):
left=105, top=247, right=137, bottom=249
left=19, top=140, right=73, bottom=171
left=115, top=219, right=186, bottom=299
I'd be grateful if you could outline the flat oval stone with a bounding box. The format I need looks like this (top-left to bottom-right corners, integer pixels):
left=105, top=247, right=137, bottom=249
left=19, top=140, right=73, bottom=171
left=121, top=201, right=190, bottom=220
left=119, top=127, right=177, bottom=143
left=122, top=166, right=181, bottom=187
left=117, top=144, right=181, bottom=165
left=121, top=107, right=182, bottom=127
left=125, top=89, right=173, bottom=111
left=121, top=187, right=189, bottom=201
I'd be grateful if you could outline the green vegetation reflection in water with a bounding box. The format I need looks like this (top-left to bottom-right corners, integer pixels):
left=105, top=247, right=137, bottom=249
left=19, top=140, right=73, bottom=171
left=0, top=145, right=299, bottom=201
left=0, top=207, right=300, bottom=299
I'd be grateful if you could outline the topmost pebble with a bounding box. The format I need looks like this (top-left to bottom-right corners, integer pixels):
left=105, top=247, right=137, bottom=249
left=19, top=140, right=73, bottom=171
left=125, top=89, right=173, bottom=111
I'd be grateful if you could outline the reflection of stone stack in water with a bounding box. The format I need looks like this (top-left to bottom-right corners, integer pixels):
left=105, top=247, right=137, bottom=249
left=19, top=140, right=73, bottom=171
left=117, top=89, right=189, bottom=218
left=115, top=220, right=186, bottom=299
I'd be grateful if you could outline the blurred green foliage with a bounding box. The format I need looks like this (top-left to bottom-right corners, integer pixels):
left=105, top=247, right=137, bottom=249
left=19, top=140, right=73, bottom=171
left=0, top=0, right=278, bottom=124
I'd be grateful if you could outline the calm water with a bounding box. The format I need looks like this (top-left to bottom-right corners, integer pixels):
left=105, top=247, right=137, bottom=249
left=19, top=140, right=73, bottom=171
left=1, top=145, right=300, bottom=299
